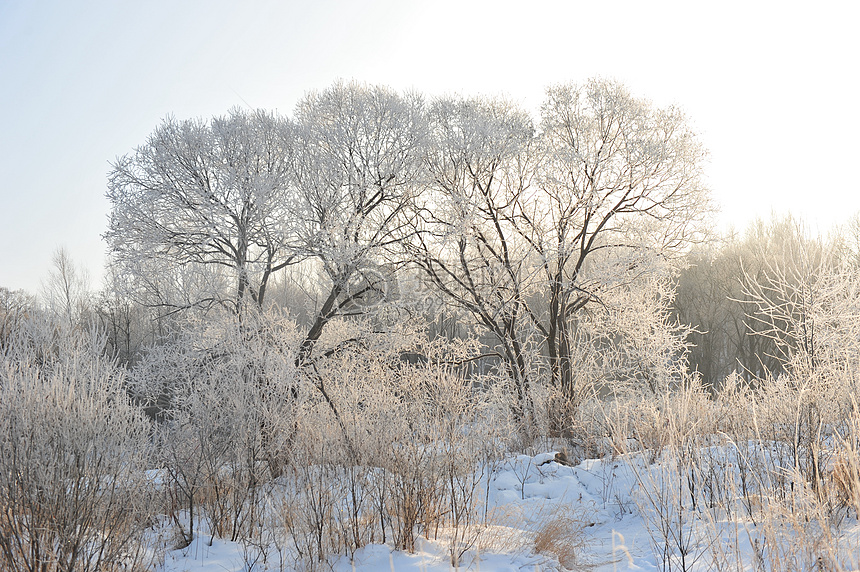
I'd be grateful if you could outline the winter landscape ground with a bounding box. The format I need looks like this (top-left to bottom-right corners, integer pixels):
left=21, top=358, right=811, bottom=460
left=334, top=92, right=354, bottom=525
left=154, top=447, right=860, bottom=572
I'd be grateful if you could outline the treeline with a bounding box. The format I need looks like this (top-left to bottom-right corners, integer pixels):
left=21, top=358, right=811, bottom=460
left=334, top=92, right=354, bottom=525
left=5, top=213, right=858, bottom=398
left=675, top=214, right=860, bottom=389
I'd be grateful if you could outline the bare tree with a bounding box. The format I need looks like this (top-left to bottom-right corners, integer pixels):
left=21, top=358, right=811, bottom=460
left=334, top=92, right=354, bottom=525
left=673, top=244, right=738, bottom=388
left=95, top=266, right=164, bottom=366
left=532, top=78, right=710, bottom=396
left=106, top=108, right=299, bottom=317
left=410, top=94, right=540, bottom=419
left=288, top=81, right=426, bottom=366
left=411, top=80, right=710, bottom=423
left=41, top=247, right=92, bottom=330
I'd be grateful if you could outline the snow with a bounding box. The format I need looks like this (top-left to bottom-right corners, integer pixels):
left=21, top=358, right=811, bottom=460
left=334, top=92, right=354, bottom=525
left=161, top=535, right=251, bottom=572
left=154, top=448, right=860, bottom=571
left=152, top=453, right=626, bottom=571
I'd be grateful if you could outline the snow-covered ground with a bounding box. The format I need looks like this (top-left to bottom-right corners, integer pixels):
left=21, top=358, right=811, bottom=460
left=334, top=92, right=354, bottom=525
left=157, top=446, right=860, bottom=572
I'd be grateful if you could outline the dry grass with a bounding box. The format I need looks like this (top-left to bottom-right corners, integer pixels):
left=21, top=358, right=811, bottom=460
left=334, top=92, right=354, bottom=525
left=533, top=506, right=591, bottom=570
left=831, top=451, right=860, bottom=513
left=474, top=503, right=592, bottom=571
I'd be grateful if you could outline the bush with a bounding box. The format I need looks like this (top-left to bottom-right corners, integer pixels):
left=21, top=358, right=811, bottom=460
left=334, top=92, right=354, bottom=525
left=0, top=318, right=155, bottom=572
left=129, top=311, right=299, bottom=546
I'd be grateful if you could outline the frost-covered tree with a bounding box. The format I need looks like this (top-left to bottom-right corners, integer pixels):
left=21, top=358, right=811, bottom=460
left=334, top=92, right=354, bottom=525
left=104, top=79, right=709, bottom=426
left=106, top=108, right=299, bottom=316
left=673, top=215, right=841, bottom=388
left=128, top=310, right=298, bottom=543
left=730, top=221, right=860, bottom=493
left=40, top=247, right=92, bottom=330
left=740, top=219, right=843, bottom=379
left=0, top=287, right=35, bottom=350
left=412, top=80, right=710, bottom=423
left=534, top=78, right=710, bottom=395
left=288, top=81, right=426, bottom=366
left=410, top=95, right=540, bottom=418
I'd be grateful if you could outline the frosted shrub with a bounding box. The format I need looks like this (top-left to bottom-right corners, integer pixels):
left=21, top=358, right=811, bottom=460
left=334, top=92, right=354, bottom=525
left=286, top=321, right=430, bottom=558
left=734, top=247, right=860, bottom=536
left=129, top=310, right=299, bottom=545
left=615, top=245, right=860, bottom=571
left=0, top=317, right=154, bottom=572
left=283, top=319, right=511, bottom=566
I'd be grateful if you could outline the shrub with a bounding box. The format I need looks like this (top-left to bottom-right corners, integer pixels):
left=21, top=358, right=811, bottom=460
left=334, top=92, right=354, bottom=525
left=0, top=318, right=155, bottom=572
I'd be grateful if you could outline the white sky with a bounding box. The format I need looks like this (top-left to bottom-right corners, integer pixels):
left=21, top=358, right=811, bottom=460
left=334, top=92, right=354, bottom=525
left=1, top=0, right=858, bottom=294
